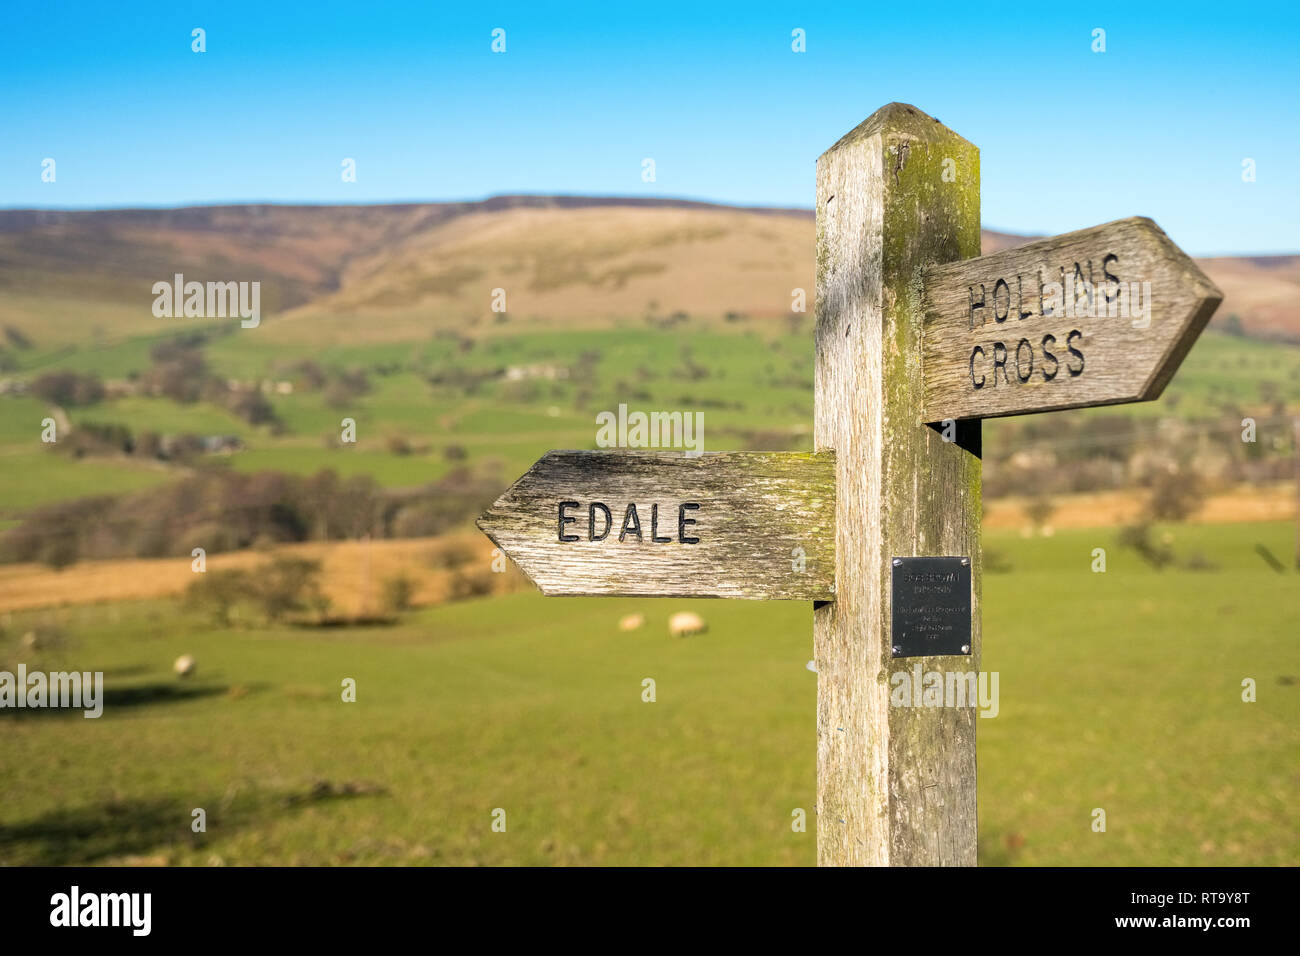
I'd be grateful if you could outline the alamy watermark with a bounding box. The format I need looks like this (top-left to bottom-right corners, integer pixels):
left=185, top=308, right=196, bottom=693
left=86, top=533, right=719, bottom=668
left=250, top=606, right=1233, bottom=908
left=152, top=273, right=260, bottom=328
left=1043, top=275, right=1153, bottom=328
left=889, top=665, right=999, bottom=718
left=0, top=666, right=103, bottom=717
left=596, top=403, right=703, bottom=455
left=969, top=270, right=1154, bottom=329
left=50, top=886, right=150, bottom=936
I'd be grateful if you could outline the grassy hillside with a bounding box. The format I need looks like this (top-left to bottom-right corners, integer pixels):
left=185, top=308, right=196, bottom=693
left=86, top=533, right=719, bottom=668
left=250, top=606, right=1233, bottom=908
left=2, top=199, right=1297, bottom=349
left=1, top=322, right=1297, bottom=522
left=1, top=521, right=1294, bottom=866
left=0, top=198, right=1295, bottom=868
left=1, top=200, right=1295, bottom=528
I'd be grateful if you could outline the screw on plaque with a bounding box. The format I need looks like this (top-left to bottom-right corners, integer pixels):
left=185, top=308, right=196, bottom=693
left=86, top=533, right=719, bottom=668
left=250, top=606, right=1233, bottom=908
left=960, top=557, right=969, bottom=566
left=892, top=645, right=902, bottom=655
left=961, top=644, right=970, bottom=654
left=892, top=558, right=902, bottom=566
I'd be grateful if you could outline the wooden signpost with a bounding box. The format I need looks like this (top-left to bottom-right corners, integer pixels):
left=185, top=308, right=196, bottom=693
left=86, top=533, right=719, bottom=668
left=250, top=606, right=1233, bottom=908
left=477, top=102, right=1222, bottom=867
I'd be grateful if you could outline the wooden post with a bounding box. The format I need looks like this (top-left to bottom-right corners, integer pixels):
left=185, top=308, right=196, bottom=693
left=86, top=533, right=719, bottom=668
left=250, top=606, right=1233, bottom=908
left=814, top=103, right=983, bottom=865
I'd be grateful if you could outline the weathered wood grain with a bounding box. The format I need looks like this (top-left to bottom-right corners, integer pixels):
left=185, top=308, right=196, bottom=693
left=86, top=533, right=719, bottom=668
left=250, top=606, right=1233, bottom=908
left=815, top=102, right=982, bottom=866
left=921, top=217, right=1222, bottom=421
left=477, top=450, right=835, bottom=599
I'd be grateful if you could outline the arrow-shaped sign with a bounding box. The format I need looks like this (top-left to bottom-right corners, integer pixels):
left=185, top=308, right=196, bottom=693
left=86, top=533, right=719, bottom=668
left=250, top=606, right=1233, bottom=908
left=477, top=450, right=835, bottom=600
left=920, top=216, right=1222, bottom=422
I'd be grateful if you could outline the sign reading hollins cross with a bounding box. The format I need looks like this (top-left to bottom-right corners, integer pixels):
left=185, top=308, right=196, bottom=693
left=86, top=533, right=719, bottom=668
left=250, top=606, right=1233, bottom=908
left=920, top=216, right=1222, bottom=422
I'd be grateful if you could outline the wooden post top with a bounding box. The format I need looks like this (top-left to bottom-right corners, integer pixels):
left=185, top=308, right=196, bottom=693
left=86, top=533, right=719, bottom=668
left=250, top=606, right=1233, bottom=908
left=820, top=102, right=975, bottom=159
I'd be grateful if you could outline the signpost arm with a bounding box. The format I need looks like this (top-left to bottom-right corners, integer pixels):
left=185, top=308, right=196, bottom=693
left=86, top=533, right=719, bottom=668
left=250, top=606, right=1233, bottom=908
left=814, top=103, right=983, bottom=865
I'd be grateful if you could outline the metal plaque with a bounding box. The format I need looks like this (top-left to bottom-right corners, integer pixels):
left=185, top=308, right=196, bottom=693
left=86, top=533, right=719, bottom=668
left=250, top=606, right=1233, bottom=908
left=890, top=556, right=971, bottom=658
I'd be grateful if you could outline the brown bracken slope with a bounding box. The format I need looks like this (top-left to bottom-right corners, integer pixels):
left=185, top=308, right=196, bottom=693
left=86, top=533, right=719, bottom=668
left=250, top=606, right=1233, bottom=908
left=0, top=197, right=1293, bottom=346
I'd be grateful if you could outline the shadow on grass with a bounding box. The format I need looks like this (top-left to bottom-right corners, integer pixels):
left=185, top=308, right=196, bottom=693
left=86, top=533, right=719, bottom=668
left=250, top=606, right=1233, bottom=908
left=0, top=681, right=234, bottom=720
left=102, top=682, right=235, bottom=709
left=290, top=615, right=398, bottom=629
left=0, top=781, right=389, bottom=865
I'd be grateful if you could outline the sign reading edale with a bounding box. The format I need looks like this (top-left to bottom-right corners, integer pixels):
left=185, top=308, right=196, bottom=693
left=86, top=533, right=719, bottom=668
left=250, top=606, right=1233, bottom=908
left=478, top=450, right=836, bottom=600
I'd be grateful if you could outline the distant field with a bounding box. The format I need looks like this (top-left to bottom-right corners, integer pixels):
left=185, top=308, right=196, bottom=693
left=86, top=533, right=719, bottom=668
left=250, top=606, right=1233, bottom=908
left=0, top=533, right=511, bottom=614
left=1, top=485, right=1295, bottom=613
left=1, top=324, right=1297, bottom=520
left=0, top=325, right=817, bottom=515
left=1, top=520, right=1295, bottom=866
left=984, top=482, right=1296, bottom=529
left=0, top=447, right=175, bottom=513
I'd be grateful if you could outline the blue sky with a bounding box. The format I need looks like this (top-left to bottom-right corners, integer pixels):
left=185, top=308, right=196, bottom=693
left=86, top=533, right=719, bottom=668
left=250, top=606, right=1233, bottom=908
left=2, top=1, right=1297, bottom=255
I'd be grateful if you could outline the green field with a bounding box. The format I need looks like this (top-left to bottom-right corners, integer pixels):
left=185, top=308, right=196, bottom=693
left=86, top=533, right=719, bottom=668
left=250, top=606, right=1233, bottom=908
left=1, top=316, right=1297, bottom=866
left=2, top=521, right=1295, bottom=866
left=2, top=323, right=1298, bottom=516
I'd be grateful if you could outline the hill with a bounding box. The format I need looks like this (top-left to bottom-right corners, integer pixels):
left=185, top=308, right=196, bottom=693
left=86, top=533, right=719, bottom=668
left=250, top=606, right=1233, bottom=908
left=1, top=197, right=1296, bottom=349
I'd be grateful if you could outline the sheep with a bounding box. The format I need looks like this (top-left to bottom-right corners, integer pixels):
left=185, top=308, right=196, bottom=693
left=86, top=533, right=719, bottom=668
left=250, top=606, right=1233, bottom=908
left=174, top=654, right=196, bottom=678
left=668, top=611, right=706, bottom=638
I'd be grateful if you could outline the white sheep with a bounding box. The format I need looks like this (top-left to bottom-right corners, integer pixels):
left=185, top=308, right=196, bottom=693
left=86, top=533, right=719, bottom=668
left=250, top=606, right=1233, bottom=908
left=668, top=611, right=706, bottom=638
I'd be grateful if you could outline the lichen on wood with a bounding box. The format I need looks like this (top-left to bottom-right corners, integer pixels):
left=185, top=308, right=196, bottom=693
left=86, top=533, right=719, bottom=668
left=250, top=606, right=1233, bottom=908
left=815, top=102, right=982, bottom=867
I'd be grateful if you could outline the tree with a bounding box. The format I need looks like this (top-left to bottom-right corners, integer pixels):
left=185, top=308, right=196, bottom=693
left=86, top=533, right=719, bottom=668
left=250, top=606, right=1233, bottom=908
left=226, top=389, right=277, bottom=425
left=1146, top=465, right=1205, bottom=522
left=1117, top=523, right=1175, bottom=570
left=31, top=371, right=105, bottom=406
left=185, top=557, right=324, bottom=626
left=381, top=574, right=415, bottom=613
left=255, top=556, right=324, bottom=622
left=1024, top=494, right=1056, bottom=529
left=185, top=569, right=254, bottom=626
